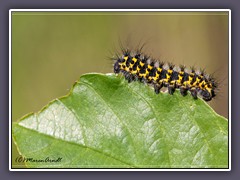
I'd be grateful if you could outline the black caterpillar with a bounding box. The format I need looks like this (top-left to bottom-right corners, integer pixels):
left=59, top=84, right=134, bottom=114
left=113, top=48, right=217, bottom=101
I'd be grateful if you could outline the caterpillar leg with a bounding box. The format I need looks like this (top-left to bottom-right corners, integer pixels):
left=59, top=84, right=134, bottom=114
left=153, top=83, right=163, bottom=94
left=168, top=85, right=175, bottom=95
left=190, top=88, right=198, bottom=99
left=123, top=71, right=135, bottom=83
left=180, top=86, right=188, bottom=96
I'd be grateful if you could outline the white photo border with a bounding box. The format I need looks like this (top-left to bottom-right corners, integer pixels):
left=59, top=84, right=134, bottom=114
left=9, top=9, right=231, bottom=171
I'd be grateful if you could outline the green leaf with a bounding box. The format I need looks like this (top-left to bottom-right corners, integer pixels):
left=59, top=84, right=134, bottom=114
left=12, top=73, right=228, bottom=168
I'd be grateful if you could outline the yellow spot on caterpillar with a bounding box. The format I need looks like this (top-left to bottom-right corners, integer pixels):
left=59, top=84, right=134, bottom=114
left=189, top=76, right=193, bottom=82
left=140, top=61, right=145, bottom=67
left=206, top=87, right=212, bottom=94
left=183, top=81, right=190, bottom=87
left=179, top=71, right=184, bottom=75
left=192, top=81, right=198, bottom=87
left=199, top=81, right=206, bottom=89
left=132, top=57, right=137, bottom=62
left=162, top=78, right=169, bottom=83
left=157, top=68, right=162, bottom=72
left=168, top=69, right=173, bottom=74
left=129, top=63, right=134, bottom=68
left=204, top=84, right=209, bottom=89
left=177, top=76, right=182, bottom=84
left=166, top=74, right=171, bottom=80
left=153, top=74, right=159, bottom=81
left=124, top=56, right=128, bottom=61
left=122, top=61, right=126, bottom=66
left=196, top=77, right=201, bottom=82
left=158, top=79, right=163, bottom=84
left=148, top=65, right=153, bottom=70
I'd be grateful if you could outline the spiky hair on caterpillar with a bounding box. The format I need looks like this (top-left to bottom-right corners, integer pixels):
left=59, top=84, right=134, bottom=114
left=112, top=48, right=217, bottom=101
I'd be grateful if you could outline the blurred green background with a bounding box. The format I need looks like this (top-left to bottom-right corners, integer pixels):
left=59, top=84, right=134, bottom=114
left=12, top=11, right=229, bottom=168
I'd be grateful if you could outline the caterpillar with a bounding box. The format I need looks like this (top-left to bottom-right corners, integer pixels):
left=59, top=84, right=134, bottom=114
left=113, top=48, right=217, bottom=101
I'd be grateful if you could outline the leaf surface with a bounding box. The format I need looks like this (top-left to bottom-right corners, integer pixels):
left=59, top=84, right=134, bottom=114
left=12, top=73, right=228, bottom=168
